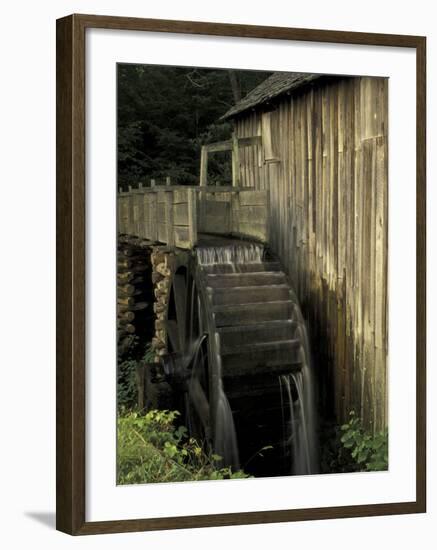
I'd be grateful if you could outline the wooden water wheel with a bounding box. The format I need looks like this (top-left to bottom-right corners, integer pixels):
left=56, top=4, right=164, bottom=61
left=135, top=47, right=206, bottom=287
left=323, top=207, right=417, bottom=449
left=159, top=244, right=312, bottom=475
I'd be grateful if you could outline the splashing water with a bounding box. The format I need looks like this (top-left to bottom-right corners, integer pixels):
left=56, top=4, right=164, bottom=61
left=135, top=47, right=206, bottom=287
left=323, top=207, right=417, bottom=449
left=279, top=346, right=318, bottom=475
left=194, top=241, right=317, bottom=476
left=214, top=380, right=240, bottom=472
left=196, top=243, right=264, bottom=270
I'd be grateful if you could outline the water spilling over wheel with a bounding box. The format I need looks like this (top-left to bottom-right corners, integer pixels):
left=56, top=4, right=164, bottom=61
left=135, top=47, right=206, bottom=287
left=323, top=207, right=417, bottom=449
left=160, top=243, right=316, bottom=476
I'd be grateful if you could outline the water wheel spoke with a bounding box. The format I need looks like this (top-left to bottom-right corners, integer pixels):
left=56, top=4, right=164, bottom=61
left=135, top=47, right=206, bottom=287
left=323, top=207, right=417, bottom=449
left=166, top=319, right=181, bottom=353
left=160, top=244, right=316, bottom=477
left=173, top=273, right=187, bottom=347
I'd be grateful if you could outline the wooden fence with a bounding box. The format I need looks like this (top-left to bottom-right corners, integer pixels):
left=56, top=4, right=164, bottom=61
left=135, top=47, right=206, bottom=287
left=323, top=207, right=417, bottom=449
left=118, top=185, right=269, bottom=248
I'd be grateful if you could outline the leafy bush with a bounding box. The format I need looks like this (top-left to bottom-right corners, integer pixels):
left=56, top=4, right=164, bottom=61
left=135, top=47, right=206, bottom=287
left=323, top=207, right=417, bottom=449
left=117, top=410, right=250, bottom=484
left=319, top=421, right=359, bottom=474
left=143, top=343, right=156, bottom=363
left=117, top=359, right=138, bottom=410
left=117, top=341, right=155, bottom=412
left=340, top=411, right=388, bottom=472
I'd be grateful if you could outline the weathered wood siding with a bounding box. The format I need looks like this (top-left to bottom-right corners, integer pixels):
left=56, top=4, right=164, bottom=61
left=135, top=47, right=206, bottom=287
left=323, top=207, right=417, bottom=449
left=198, top=189, right=269, bottom=242
left=235, top=76, right=388, bottom=431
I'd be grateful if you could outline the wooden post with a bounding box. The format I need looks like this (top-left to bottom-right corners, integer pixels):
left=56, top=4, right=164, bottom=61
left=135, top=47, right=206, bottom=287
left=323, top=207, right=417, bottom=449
left=165, top=191, right=174, bottom=246
left=166, top=176, right=171, bottom=186
left=200, top=146, right=208, bottom=187
left=117, top=194, right=122, bottom=234
left=150, top=179, right=156, bottom=188
left=232, top=133, right=240, bottom=187
left=199, top=145, right=208, bottom=231
left=127, top=187, right=135, bottom=235
left=143, top=193, right=150, bottom=240
left=149, top=193, right=157, bottom=241
left=187, top=188, right=198, bottom=247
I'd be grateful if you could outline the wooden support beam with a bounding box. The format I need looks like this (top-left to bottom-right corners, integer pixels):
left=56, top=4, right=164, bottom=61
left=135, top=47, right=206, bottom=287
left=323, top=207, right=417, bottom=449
left=200, top=146, right=208, bottom=187
left=238, top=135, right=262, bottom=148
left=204, top=139, right=232, bottom=153
left=199, top=146, right=208, bottom=230
left=187, top=188, right=197, bottom=248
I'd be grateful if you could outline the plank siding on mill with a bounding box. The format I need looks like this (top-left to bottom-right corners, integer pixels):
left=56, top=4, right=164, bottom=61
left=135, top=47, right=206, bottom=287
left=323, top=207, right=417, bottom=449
left=235, top=76, right=388, bottom=432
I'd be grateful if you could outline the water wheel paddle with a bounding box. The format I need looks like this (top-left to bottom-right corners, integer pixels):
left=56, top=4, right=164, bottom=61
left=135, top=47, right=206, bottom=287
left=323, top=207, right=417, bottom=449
left=159, top=242, right=317, bottom=476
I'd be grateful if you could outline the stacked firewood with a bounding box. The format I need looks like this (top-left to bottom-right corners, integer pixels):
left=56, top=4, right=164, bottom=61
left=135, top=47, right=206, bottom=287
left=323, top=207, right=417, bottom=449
left=151, top=247, right=173, bottom=361
left=117, top=241, right=152, bottom=350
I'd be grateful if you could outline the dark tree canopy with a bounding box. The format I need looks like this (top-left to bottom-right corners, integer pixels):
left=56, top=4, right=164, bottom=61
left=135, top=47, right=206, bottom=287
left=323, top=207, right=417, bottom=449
left=117, top=65, right=271, bottom=189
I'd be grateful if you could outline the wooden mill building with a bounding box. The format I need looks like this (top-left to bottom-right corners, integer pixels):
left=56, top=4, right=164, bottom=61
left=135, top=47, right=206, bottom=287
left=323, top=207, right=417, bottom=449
left=222, top=72, right=388, bottom=431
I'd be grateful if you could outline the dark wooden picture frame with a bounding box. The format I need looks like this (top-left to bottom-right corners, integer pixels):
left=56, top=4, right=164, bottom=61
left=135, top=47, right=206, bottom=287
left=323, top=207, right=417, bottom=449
left=56, top=13, right=426, bottom=535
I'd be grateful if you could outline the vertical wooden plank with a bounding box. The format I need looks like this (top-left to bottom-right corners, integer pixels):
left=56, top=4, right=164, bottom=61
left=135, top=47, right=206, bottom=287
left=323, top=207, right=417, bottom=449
left=301, top=94, right=309, bottom=300
left=346, top=78, right=357, bottom=419
left=117, top=194, right=125, bottom=234
left=117, top=193, right=122, bottom=234
left=187, top=188, right=198, bottom=247
left=306, top=90, right=316, bottom=284
left=231, top=192, right=240, bottom=236
left=143, top=193, right=150, bottom=240
left=354, top=145, right=364, bottom=422
left=137, top=188, right=146, bottom=238
left=149, top=192, right=157, bottom=242
left=289, top=99, right=297, bottom=288
left=200, top=146, right=208, bottom=187
left=250, top=116, right=258, bottom=190
left=127, top=189, right=135, bottom=236
left=199, top=146, right=208, bottom=230
left=361, top=139, right=373, bottom=429
left=374, top=135, right=388, bottom=431
left=369, top=138, right=377, bottom=431
left=242, top=118, right=249, bottom=187
left=165, top=191, right=174, bottom=246
left=232, top=133, right=240, bottom=187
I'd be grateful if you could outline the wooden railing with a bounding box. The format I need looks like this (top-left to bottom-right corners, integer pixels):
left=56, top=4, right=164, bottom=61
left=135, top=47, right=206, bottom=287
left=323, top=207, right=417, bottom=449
left=118, top=134, right=268, bottom=249
left=118, top=185, right=269, bottom=249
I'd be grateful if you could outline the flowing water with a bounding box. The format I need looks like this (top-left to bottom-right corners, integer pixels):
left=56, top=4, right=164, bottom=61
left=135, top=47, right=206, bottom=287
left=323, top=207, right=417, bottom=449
left=194, top=241, right=317, bottom=477
left=196, top=242, right=264, bottom=270
left=214, top=379, right=241, bottom=472
left=279, top=366, right=318, bottom=475
left=278, top=303, right=318, bottom=475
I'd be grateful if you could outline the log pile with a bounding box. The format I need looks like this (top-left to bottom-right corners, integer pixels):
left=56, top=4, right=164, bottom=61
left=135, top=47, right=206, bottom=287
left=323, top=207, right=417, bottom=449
left=150, top=247, right=173, bottom=361
left=117, top=240, right=153, bottom=351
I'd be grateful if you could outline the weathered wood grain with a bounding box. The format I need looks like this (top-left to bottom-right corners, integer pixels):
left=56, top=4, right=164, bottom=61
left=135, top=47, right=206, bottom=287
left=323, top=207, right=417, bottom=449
left=235, top=76, right=389, bottom=431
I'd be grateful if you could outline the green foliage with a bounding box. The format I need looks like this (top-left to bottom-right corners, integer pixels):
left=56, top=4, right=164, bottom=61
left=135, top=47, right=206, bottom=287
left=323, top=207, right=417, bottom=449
left=118, top=334, right=139, bottom=362
left=117, top=65, right=272, bottom=188
left=340, top=411, right=388, bottom=472
left=117, top=359, right=138, bottom=410
left=117, top=337, right=152, bottom=411
left=117, top=335, right=139, bottom=410
left=319, top=421, right=359, bottom=474
left=117, top=410, right=250, bottom=484
left=143, top=342, right=156, bottom=364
